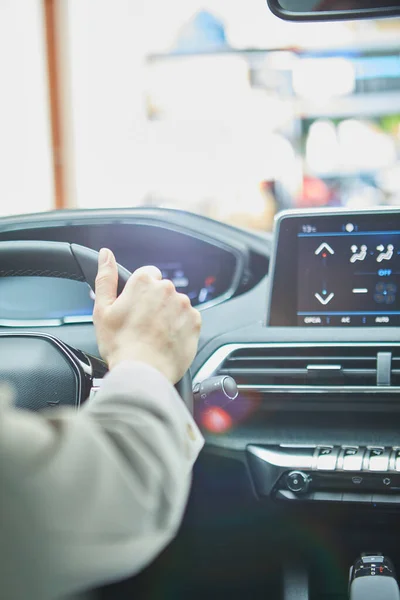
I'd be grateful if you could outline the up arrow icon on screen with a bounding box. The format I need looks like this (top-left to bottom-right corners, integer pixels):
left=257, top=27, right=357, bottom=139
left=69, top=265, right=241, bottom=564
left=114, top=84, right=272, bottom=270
left=315, top=243, right=334, bottom=256
left=315, top=292, right=334, bottom=305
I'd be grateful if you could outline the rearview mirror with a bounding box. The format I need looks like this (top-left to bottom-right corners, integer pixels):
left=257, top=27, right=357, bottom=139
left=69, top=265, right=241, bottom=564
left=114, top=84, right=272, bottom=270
left=267, top=0, right=400, bottom=21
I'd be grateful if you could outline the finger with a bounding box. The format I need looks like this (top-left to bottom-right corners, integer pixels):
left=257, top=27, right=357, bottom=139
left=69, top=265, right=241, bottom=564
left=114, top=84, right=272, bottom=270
left=192, top=307, right=202, bottom=331
left=94, top=248, right=118, bottom=311
left=177, top=292, right=191, bottom=309
left=122, top=265, right=163, bottom=293
left=132, top=265, right=163, bottom=281
left=116, top=265, right=163, bottom=307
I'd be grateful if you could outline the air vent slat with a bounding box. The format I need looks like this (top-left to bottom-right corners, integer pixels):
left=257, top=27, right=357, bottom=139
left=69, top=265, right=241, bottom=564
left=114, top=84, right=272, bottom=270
left=391, top=364, right=400, bottom=386
left=216, top=345, right=382, bottom=388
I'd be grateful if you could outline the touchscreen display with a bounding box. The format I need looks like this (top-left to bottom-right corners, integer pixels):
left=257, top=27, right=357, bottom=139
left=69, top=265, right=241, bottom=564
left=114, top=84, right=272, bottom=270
left=268, top=211, right=400, bottom=326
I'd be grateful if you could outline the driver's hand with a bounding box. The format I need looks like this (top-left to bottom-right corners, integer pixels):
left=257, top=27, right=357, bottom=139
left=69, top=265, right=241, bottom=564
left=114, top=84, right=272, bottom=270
left=93, top=248, right=202, bottom=383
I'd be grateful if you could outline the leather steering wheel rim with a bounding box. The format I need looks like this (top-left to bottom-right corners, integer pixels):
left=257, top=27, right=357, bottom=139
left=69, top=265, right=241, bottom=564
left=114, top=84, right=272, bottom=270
left=0, top=240, right=193, bottom=412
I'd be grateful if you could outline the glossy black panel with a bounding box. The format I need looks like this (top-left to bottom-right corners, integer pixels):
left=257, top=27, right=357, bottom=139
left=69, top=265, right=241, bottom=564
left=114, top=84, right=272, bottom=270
left=0, top=334, right=79, bottom=411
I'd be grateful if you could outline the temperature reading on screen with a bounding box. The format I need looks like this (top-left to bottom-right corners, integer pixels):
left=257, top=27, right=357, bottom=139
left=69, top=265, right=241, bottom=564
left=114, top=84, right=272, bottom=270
left=301, top=224, right=317, bottom=234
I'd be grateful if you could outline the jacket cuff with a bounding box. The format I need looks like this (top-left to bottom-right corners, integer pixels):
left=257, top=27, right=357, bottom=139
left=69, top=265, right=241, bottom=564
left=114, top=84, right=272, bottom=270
left=85, top=360, right=204, bottom=466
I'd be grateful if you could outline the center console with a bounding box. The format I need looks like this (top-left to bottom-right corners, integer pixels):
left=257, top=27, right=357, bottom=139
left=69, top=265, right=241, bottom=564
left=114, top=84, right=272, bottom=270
left=195, top=209, right=400, bottom=515
left=248, top=444, right=400, bottom=506
left=191, top=209, right=400, bottom=599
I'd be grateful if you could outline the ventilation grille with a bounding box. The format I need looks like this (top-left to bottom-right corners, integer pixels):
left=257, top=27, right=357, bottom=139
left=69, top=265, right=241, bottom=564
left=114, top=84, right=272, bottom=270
left=390, top=354, right=400, bottom=387
left=216, top=345, right=400, bottom=389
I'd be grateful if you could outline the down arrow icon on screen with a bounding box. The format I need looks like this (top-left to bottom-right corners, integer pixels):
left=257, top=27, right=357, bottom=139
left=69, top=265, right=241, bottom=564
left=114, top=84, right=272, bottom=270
left=315, top=292, right=334, bottom=305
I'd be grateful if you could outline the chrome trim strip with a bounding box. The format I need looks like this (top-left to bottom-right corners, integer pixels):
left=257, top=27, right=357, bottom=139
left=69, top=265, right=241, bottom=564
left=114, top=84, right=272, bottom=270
left=247, top=445, right=315, bottom=470
left=63, top=315, right=93, bottom=324
left=0, top=318, right=63, bottom=327
left=280, top=443, right=316, bottom=448
left=88, top=378, right=103, bottom=402
left=248, top=444, right=400, bottom=473
left=307, top=364, right=342, bottom=371
left=193, top=341, right=400, bottom=385
left=237, top=385, right=400, bottom=394
left=389, top=448, right=397, bottom=472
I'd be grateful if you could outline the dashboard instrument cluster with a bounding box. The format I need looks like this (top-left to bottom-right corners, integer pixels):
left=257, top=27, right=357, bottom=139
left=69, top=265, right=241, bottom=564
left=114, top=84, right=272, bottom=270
left=0, top=218, right=247, bottom=323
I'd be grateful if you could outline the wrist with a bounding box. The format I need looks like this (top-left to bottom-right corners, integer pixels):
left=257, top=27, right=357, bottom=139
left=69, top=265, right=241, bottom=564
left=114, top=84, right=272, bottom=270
left=107, top=347, right=175, bottom=383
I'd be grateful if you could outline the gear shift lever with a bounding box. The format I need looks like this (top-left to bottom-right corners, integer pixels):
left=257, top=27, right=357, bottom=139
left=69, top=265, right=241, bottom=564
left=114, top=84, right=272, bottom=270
left=349, top=554, right=400, bottom=600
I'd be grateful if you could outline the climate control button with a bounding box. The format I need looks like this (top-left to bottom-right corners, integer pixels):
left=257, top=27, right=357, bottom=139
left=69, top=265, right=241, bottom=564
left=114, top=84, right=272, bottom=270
left=367, top=448, right=390, bottom=472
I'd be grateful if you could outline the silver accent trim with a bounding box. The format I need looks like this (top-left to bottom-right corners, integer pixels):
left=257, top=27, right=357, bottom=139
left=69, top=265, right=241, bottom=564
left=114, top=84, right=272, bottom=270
left=307, top=364, right=341, bottom=371
left=248, top=444, right=400, bottom=474
left=275, top=206, right=400, bottom=220
left=389, top=448, right=397, bottom=472
left=63, top=315, right=93, bottom=324
left=88, top=378, right=103, bottom=402
left=0, top=316, right=93, bottom=327
left=237, top=384, right=400, bottom=394
left=247, top=445, right=314, bottom=470
left=193, top=341, right=400, bottom=388
left=280, top=443, right=316, bottom=448
left=393, top=448, right=400, bottom=472
left=315, top=446, right=339, bottom=471
left=342, top=448, right=365, bottom=471
left=0, top=318, right=63, bottom=327
left=367, top=447, right=390, bottom=472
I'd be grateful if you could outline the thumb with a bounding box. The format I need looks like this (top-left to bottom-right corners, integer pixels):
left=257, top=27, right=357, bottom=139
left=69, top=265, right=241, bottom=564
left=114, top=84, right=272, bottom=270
left=94, top=248, right=118, bottom=311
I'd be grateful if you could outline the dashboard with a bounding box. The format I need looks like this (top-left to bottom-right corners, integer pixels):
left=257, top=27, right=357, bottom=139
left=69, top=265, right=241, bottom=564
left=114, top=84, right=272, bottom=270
left=0, top=210, right=269, bottom=324
left=3, top=206, right=400, bottom=598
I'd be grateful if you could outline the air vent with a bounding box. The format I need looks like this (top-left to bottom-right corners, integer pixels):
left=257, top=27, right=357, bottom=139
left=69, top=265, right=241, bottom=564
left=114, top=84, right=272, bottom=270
left=390, top=353, right=400, bottom=387
left=203, top=344, right=400, bottom=391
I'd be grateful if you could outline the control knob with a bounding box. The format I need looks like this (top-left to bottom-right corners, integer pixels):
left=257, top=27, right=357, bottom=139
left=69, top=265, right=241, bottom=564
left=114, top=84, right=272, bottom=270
left=286, top=471, right=311, bottom=494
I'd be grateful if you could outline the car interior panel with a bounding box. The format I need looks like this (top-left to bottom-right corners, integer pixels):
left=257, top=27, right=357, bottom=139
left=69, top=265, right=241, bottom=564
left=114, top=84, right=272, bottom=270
left=3, top=0, right=400, bottom=597
left=1, top=205, right=400, bottom=599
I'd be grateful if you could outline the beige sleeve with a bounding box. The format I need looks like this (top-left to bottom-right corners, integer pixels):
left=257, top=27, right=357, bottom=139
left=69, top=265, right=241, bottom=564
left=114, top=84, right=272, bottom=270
left=0, top=362, right=204, bottom=600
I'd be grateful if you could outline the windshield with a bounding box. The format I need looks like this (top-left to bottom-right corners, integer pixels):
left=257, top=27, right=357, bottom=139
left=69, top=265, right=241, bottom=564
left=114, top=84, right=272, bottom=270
left=3, top=1, right=400, bottom=231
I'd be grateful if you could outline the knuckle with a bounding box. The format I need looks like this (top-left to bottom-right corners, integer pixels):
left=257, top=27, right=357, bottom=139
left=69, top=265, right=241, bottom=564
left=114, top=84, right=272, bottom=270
left=134, top=270, right=151, bottom=285
left=193, top=309, right=202, bottom=329
left=161, top=279, right=175, bottom=295
left=178, top=293, right=191, bottom=309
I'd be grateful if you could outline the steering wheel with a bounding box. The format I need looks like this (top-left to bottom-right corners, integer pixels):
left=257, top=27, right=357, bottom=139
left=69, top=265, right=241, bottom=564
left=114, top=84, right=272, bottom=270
left=0, top=240, right=194, bottom=413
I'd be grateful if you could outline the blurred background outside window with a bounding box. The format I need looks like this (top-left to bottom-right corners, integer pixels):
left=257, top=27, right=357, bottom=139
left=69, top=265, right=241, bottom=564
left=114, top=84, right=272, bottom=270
left=2, top=0, right=400, bottom=230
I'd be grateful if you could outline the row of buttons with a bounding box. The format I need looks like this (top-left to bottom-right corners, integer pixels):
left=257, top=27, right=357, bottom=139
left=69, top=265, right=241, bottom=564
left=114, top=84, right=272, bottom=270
left=313, top=446, right=400, bottom=472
